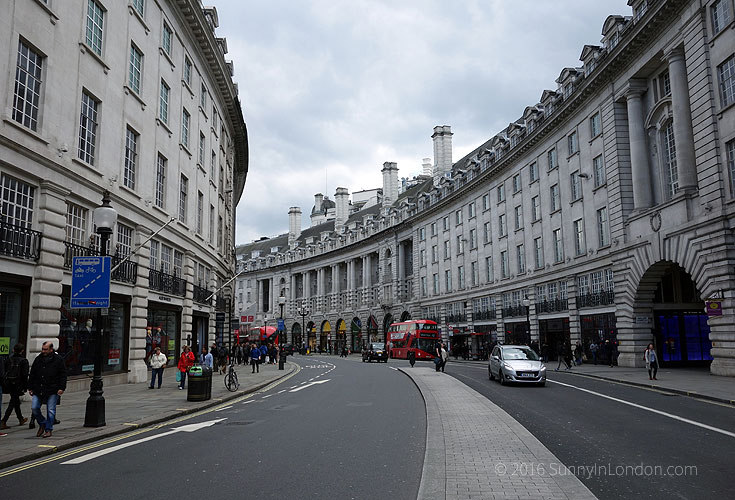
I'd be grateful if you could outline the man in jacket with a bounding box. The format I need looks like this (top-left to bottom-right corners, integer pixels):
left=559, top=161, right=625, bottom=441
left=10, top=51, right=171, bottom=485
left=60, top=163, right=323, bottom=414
left=1, top=343, right=30, bottom=429
left=28, top=342, right=67, bottom=438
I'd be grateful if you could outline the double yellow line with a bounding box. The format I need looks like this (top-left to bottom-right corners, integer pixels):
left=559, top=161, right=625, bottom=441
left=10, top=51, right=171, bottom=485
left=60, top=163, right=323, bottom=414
left=0, top=363, right=301, bottom=477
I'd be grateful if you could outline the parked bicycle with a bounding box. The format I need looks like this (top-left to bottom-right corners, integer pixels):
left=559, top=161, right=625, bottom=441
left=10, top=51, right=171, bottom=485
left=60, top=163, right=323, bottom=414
left=224, top=359, right=239, bottom=392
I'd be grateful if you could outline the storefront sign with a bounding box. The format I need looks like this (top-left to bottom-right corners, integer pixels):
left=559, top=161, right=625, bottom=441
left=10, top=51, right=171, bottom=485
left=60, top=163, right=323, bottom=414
left=108, top=349, right=121, bottom=365
left=82, top=364, right=95, bottom=372
left=635, top=316, right=652, bottom=324
left=0, top=337, right=9, bottom=355
left=706, top=301, right=723, bottom=317
left=157, top=295, right=172, bottom=302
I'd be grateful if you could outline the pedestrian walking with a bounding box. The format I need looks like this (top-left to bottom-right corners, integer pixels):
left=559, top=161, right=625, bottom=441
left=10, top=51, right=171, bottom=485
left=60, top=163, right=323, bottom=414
left=408, top=349, right=416, bottom=367
left=564, top=342, right=574, bottom=370
left=28, top=342, right=66, bottom=438
left=440, top=342, right=449, bottom=372
left=555, top=342, right=569, bottom=371
left=574, top=341, right=583, bottom=366
left=541, top=343, right=549, bottom=363
left=200, top=346, right=213, bottom=369
left=644, top=343, right=658, bottom=380
left=1, top=343, right=30, bottom=431
left=434, top=340, right=442, bottom=372
left=244, top=343, right=251, bottom=366
left=604, top=339, right=615, bottom=367
left=148, top=346, right=167, bottom=389
left=251, top=344, right=261, bottom=372
left=177, top=345, right=194, bottom=390
left=589, top=342, right=598, bottom=365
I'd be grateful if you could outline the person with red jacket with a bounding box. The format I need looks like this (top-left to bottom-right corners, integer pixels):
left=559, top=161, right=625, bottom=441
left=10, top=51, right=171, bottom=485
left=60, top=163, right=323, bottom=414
left=177, top=345, right=194, bottom=390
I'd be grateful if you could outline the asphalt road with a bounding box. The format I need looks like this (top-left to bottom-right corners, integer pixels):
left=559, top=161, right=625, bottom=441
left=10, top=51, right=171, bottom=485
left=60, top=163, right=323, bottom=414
left=445, top=360, right=734, bottom=500
left=1, top=357, right=425, bottom=500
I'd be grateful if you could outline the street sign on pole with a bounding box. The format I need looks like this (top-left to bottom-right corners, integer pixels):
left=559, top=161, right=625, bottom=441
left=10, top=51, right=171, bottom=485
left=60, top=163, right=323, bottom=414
left=71, top=256, right=111, bottom=308
left=277, top=318, right=285, bottom=331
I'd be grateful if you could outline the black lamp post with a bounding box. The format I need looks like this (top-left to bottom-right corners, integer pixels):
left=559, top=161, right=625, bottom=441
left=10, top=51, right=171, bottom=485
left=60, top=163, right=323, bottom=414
left=84, top=191, right=117, bottom=428
left=522, top=295, right=531, bottom=345
left=278, top=295, right=286, bottom=369
left=297, top=303, right=310, bottom=354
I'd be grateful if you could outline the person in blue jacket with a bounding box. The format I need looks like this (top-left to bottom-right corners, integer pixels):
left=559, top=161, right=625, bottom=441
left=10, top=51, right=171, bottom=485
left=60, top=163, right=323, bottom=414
left=259, top=343, right=268, bottom=364
left=251, top=344, right=261, bottom=373
left=200, top=346, right=213, bottom=369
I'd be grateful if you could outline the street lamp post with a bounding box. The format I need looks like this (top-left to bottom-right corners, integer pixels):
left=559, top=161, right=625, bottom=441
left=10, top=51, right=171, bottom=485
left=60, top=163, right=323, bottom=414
left=84, top=191, right=117, bottom=428
left=278, top=295, right=286, bottom=370
left=297, top=303, right=310, bottom=354
left=522, top=295, right=531, bottom=345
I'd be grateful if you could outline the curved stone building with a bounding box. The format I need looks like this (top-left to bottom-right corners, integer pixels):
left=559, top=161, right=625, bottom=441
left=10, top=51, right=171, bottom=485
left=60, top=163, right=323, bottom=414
left=0, top=0, right=248, bottom=388
left=235, top=0, right=735, bottom=376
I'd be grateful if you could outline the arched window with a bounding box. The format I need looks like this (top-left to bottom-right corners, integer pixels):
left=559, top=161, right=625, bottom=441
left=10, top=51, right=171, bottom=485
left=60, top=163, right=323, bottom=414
left=662, top=120, right=678, bottom=199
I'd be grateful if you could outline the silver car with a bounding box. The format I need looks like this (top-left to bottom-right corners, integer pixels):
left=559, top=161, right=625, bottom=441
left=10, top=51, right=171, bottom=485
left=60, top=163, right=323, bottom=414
left=488, top=345, right=546, bottom=386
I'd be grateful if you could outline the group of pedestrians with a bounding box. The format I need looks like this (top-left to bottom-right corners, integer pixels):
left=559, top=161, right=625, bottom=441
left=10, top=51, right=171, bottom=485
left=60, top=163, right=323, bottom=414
left=1, top=342, right=66, bottom=439
left=433, top=341, right=449, bottom=372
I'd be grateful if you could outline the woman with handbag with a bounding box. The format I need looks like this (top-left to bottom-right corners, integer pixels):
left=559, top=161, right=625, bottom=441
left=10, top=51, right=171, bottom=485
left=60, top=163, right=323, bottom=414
left=177, top=345, right=194, bottom=390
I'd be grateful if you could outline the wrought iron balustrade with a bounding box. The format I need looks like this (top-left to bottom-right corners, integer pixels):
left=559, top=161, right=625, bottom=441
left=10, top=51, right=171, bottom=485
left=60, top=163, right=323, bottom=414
left=193, top=284, right=212, bottom=304
left=535, top=298, right=569, bottom=314
left=576, top=290, right=615, bottom=308
left=446, top=313, right=467, bottom=323
left=473, top=309, right=496, bottom=321
left=0, top=221, right=41, bottom=261
left=64, top=242, right=138, bottom=285
left=148, top=268, right=186, bottom=296
left=502, top=305, right=526, bottom=318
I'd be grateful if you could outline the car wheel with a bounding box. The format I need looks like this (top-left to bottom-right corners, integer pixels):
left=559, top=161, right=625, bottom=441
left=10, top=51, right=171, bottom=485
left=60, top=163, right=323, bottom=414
left=488, top=367, right=494, bottom=380
left=499, top=369, right=505, bottom=385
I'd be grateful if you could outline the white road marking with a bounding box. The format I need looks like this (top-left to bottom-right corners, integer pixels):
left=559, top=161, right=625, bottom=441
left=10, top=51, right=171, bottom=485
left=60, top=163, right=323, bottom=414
left=62, top=419, right=226, bottom=464
left=289, top=379, right=331, bottom=392
left=548, top=379, right=735, bottom=439
left=262, top=394, right=272, bottom=399
left=278, top=390, right=286, bottom=394
left=214, top=405, right=233, bottom=412
left=241, top=400, right=254, bottom=405
left=390, top=367, right=398, bottom=371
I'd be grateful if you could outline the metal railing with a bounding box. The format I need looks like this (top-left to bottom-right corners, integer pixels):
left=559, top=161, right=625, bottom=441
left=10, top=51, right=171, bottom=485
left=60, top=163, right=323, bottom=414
left=535, top=298, right=569, bottom=313
left=446, top=313, right=467, bottom=323
left=0, top=221, right=42, bottom=261
left=473, top=309, right=496, bottom=321
left=502, top=305, right=526, bottom=318
left=64, top=242, right=138, bottom=285
left=576, top=290, right=615, bottom=308
left=148, top=268, right=186, bottom=296
left=193, top=284, right=212, bottom=304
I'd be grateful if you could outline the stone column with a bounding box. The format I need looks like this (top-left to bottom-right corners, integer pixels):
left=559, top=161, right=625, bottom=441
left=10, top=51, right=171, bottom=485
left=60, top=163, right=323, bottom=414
left=257, top=280, right=264, bottom=313
left=28, top=181, right=68, bottom=355
left=624, top=81, right=653, bottom=209
left=664, top=46, right=697, bottom=191
left=183, top=250, right=195, bottom=349
left=127, top=225, right=152, bottom=383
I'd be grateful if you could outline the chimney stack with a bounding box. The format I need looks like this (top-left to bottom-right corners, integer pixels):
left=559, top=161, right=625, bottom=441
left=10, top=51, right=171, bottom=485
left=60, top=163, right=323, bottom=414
left=288, top=207, right=302, bottom=248
left=381, top=162, right=399, bottom=207
left=432, top=125, right=453, bottom=186
left=334, top=187, right=349, bottom=231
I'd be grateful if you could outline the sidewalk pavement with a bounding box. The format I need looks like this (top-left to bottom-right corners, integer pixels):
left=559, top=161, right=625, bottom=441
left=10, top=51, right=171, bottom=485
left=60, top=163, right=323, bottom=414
left=401, top=366, right=596, bottom=500
left=0, top=361, right=296, bottom=469
left=447, top=358, right=735, bottom=406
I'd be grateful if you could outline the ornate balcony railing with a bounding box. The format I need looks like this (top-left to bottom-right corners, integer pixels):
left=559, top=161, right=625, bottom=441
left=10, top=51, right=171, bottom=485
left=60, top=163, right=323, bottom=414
left=215, top=296, right=227, bottom=311
left=576, top=290, right=615, bottom=308
left=193, top=284, right=212, bottom=304
left=64, top=242, right=138, bottom=285
left=473, top=309, right=496, bottom=321
left=148, top=268, right=186, bottom=296
left=446, top=313, right=467, bottom=323
left=0, top=221, right=41, bottom=261
left=535, top=298, right=569, bottom=313
left=502, top=305, right=526, bottom=318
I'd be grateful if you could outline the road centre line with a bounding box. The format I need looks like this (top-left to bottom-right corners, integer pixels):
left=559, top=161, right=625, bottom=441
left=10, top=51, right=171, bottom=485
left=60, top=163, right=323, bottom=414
left=548, top=379, right=735, bottom=439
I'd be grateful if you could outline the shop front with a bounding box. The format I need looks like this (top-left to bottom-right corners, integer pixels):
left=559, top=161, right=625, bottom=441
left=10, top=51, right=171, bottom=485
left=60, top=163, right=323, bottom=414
left=147, top=302, right=181, bottom=367
left=320, top=320, right=331, bottom=352
left=538, top=317, right=570, bottom=361
left=472, top=324, right=497, bottom=360
left=58, top=290, right=130, bottom=377
left=191, top=313, right=209, bottom=358
left=504, top=321, right=530, bottom=346
left=335, top=319, right=346, bottom=353
left=579, top=312, right=617, bottom=364
left=0, top=274, right=31, bottom=356
left=655, top=311, right=713, bottom=366
left=351, top=317, right=362, bottom=351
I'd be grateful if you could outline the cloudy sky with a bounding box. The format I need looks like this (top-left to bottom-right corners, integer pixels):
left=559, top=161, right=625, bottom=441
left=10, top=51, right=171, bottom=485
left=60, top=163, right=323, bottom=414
left=216, top=0, right=630, bottom=245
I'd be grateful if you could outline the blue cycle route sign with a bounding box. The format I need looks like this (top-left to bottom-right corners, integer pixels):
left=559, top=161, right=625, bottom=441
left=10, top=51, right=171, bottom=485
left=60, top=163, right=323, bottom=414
left=71, top=256, right=111, bottom=308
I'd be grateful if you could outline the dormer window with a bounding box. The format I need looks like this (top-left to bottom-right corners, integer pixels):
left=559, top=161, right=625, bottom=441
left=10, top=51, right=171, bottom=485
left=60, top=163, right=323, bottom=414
left=608, top=31, right=619, bottom=50
left=564, top=83, right=574, bottom=99
left=270, top=246, right=278, bottom=253
left=251, top=250, right=260, bottom=258
left=585, top=58, right=597, bottom=76
left=634, top=1, right=648, bottom=23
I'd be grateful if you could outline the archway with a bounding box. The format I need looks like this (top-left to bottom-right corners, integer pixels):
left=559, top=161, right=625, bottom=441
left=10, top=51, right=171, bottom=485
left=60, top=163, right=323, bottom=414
left=367, top=315, right=378, bottom=343
left=306, top=321, right=316, bottom=352
left=351, top=317, right=362, bottom=351
left=320, top=320, right=331, bottom=353
left=382, top=313, right=394, bottom=342
left=336, top=319, right=347, bottom=354
left=400, top=310, right=411, bottom=321
left=633, top=261, right=711, bottom=367
left=291, top=322, right=302, bottom=348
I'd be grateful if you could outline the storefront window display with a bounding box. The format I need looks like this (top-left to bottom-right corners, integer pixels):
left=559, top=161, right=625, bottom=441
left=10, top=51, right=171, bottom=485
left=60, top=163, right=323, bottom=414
left=146, top=306, right=180, bottom=367
left=0, top=284, right=27, bottom=357
left=58, top=295, right=129, bottom=377
left=580, top=313, right=617, bottom=364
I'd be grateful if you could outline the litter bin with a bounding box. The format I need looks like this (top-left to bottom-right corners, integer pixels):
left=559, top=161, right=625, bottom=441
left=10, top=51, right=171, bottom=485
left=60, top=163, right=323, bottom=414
left=187, top=365, right=213, bottom=401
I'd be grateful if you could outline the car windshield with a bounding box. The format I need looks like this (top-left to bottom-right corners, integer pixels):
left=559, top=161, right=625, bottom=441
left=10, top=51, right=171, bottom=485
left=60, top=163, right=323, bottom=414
left=503, top=348, right=539, bottom=361
left=371, top=343, right=385, bottom=350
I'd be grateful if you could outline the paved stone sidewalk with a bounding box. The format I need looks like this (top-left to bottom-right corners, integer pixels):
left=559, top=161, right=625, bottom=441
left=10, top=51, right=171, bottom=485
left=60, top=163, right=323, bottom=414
left=401, top=366, right=596, bottom=500
left=0, top=361, right=296, bottom=469
left=448, top=359, right=735, bottom=406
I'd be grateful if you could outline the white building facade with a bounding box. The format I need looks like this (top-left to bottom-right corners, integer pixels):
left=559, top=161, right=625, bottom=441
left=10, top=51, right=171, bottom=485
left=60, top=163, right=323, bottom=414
left=236, top=0, right=735, bottom=376
left=0, top=0, right=248, bottom=389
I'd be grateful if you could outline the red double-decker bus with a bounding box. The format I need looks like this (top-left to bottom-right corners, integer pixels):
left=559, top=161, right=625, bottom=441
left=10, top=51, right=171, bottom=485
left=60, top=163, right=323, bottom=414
left=387, top=320, right=440, bottom=360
